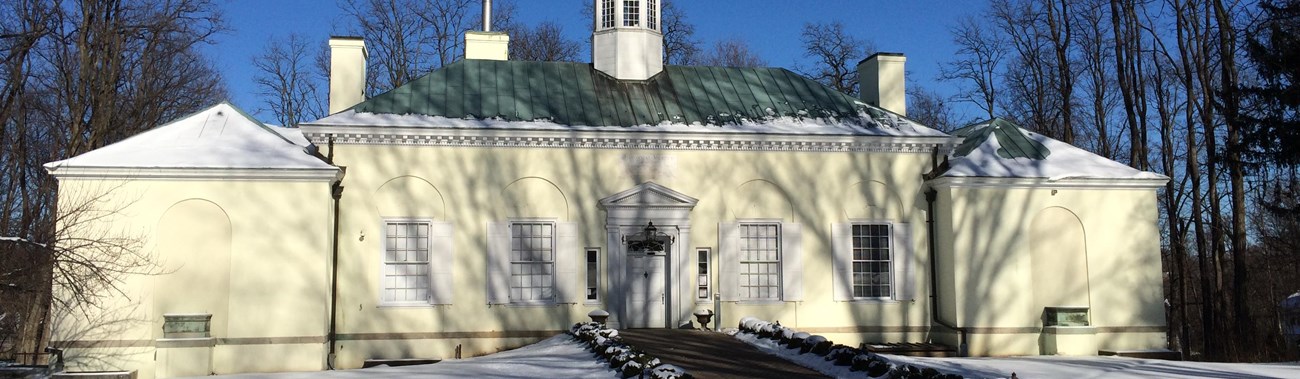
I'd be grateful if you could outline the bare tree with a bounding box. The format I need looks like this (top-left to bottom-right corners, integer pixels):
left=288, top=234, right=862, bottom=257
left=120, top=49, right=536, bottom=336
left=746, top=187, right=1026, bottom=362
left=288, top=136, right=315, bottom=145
left=0, top=0, right=225, bottom=362
left=1076, top=0, right=1120, bottom=160
left=940, top=16, right=1007, bottom=119
left=696, top=37, right=767, bottom=68
left=907, top=85, right=959, bottom=132
left=660, top=0, right=699, bottom=65
left=798, top=21, right=875, bottom=96
left=252, top=34, right=326, bottom=126
left=509, top=21, right=581, bottom=62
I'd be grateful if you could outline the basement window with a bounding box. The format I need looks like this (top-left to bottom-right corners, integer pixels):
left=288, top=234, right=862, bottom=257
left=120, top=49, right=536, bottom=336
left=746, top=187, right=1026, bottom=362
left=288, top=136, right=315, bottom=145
left=1043, top=307, right=1090, bottom=327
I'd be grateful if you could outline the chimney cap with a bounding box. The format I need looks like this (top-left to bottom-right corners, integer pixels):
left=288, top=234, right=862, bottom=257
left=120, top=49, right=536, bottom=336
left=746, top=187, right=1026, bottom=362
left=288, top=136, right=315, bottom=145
left=329, top=35, right=365, bottom=41
left=858, top=52, right=905, bottom=65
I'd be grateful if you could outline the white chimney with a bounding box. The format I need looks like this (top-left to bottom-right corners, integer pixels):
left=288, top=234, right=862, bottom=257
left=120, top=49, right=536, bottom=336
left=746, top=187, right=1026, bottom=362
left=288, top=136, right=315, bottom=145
left=328, top=36, right=367, bottom=114
left=592, top=0, right=663, bottom=80
left=858, top=52, right=907, bottom=116
left=465, top=0, right=509, bottom=60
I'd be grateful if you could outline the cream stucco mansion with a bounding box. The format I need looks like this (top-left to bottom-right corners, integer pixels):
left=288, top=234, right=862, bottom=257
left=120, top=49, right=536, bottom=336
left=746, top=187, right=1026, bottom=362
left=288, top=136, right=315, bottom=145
left=46, top=1, right=1170, bottom=377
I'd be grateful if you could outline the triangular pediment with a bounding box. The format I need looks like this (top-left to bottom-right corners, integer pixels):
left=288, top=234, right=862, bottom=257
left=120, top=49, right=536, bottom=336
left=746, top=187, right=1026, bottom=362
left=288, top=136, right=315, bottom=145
left=599, top=182, right=698, bottom=209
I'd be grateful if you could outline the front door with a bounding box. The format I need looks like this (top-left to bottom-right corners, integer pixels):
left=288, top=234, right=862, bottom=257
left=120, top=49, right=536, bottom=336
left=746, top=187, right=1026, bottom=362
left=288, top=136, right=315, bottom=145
left=625, top=252, right=666, bottom=328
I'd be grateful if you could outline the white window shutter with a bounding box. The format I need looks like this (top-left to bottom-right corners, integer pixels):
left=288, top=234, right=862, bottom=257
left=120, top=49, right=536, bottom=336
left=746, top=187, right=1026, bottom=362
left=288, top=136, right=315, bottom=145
left=429, top=222, right=455, bottom=305
left=832, top=223, right=853, bottom=301
left=555, top=222, right=579, bottom=303
left=780, top=222, right=803, bottom=302
left=892, top=223, right=916, bottom=301
left=486, top=221, right=511, bottom=304
left=718, top=223, right=739, bottom=301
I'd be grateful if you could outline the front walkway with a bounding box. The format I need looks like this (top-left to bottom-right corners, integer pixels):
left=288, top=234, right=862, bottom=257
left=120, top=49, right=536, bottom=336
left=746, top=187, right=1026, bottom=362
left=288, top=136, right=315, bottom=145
left=618, top=329, right=830, bottom=379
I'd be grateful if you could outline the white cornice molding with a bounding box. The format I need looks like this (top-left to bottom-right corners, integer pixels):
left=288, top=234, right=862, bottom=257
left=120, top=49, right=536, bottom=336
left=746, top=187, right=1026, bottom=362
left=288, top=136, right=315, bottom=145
left=298, top=125, right=959, bottom=154
left=928, top=176, right=1170, bottom=189
left=47, top=166, right=342, bottom=182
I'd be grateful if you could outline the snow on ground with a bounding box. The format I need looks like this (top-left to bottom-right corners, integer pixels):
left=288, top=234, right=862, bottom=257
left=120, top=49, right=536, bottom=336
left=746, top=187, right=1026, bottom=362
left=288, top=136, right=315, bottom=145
left=198, top=335, right=618, bottom=379
left=736, top=331, right=1300, bottom=379
left=885, top=354, right=1300, bottom=379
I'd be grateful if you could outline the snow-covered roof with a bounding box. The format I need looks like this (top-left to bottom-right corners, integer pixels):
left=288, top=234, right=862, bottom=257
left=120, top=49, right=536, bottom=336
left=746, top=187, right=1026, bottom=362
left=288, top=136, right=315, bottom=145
left=307, top=107, right=948, bottom=137
left=45, top=103, right=338, bottom=179
left=938, top=118, right=1167, bottom=182
left=303, top=60, right=949, bottom=138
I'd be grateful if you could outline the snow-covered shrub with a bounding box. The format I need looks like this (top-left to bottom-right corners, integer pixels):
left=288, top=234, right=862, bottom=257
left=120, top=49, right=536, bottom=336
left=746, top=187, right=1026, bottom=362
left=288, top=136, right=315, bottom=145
left=648, top=364, right=693, bottom=379
left=824, top=344, right=857, bottom=366
left=801, top=335, right=832, bottom=355
left=570, top=321, right=694, bottom=379
left=732, top=317, right=966, bottom=379
left=786, top=332, right=810, bottom=348
left=850, top=352, right=888, bottom=375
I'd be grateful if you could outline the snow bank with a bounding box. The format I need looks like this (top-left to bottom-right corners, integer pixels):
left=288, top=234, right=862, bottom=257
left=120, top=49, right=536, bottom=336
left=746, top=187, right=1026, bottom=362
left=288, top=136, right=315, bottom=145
left=203, top=335, right=619, bottom=379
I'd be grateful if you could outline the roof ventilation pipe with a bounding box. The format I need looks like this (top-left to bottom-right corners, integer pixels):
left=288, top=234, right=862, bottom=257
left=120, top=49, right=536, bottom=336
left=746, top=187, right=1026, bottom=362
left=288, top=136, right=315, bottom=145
left=858, top=52, right=907, bottom=116
left=328, top=36, right=367, bottom=114
left=465, top=0, right=509, bottom=60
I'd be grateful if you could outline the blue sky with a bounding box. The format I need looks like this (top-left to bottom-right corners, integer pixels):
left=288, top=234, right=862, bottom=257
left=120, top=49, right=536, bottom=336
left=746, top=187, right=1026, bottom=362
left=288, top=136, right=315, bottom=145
left=206, top=0, right=985, bottom=122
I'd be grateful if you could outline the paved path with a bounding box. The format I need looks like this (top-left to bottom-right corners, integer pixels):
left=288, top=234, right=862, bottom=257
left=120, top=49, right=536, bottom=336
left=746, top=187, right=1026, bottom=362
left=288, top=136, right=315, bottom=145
left=618, top=329, right=830, bottom=379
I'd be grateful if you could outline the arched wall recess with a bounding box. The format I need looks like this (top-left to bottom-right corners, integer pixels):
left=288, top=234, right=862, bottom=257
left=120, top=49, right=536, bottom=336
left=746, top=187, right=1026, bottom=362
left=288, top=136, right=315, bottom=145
left=501, top=177, right=569, bottom=220
left=154, top=199, right=232, bottom=338
left=375, top=175, right=446, bottom=219
left=1029, top=206, right=1091, bottom=309
left=729, top=179, right=793, bottom=221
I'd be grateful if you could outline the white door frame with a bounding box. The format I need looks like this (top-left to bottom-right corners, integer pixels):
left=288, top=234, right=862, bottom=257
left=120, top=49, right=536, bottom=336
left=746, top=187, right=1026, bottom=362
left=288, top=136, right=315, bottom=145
left=598, top=182, right=697, bottom=329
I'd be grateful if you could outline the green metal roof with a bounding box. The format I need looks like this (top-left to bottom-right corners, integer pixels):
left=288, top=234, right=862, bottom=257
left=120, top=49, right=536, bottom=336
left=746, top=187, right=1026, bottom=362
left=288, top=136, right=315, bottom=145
left=950, top=118, right=1051, bottom=160
left=351, top=60, right=885, bottom=127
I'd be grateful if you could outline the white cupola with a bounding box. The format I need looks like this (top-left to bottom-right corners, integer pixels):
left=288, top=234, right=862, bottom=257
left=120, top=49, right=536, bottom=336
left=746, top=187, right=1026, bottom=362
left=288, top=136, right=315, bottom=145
left=592, top=0, right=664, bottom=80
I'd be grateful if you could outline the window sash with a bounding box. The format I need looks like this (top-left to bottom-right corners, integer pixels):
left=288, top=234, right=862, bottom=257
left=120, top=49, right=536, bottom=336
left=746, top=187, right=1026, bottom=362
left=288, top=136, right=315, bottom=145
left=383, top=221, right=431, bottom=303
left=510, top=222, right=556, bottom=302
left=586, top=249, right=599, bottom=301
left=697, top=248, right=710, bottom=300
left=851, top=223, right=892, bottom=299
left=600, top=0, right=615, bottom=28
left=739, top=224, right=781, bottom=300
left=622, top=0, right=640, bottom=27
left=647, top=0, right=657, bottom=30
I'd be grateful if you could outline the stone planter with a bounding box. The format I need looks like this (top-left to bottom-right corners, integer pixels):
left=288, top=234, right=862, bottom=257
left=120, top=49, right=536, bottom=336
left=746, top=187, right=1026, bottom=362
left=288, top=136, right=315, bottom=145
left=693, top=308, right=714, bottom=330
left=588, top=309, right=610, bottom=324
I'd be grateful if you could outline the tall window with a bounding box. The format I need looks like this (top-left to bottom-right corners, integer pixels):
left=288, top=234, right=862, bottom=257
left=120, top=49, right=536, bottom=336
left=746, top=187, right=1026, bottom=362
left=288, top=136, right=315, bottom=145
left=586, top=248, right=600, bottom=301
left=739, top=224, right=781, bottom=300
left=623, top=0, right=640, bottom=27
left=697, top=248, right=711, bottom=300
left=600, top=0, right=615, bottom=29
left=383, top=221, right=430, bottom=303
left=511, top=222, right=555, bottom=302
left=647, top=0, right=658, bottom=30
left=852, top=224, right=892, bottom=298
